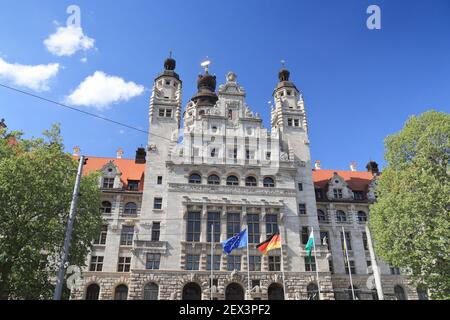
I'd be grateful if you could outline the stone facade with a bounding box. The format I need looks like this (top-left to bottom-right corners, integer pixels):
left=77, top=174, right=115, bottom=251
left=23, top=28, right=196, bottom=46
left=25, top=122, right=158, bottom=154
left=71, top=58, right=422, bottom=300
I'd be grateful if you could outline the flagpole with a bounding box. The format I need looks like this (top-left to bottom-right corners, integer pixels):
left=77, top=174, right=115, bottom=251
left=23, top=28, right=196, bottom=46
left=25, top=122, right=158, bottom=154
left=365, top=225, right=384, bottom=300
left=311, top=227, right=321, bottom=300
left=246, top=229, right=251, bottom=300
left=210, top=224, right=214, bottom=301
left=342, top=226, right=356, bottom=300
left=279, top=232, right=287, bottom=300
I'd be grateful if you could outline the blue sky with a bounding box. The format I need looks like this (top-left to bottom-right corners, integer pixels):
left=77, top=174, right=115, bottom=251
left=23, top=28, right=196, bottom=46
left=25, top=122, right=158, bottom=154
left=0, top=0, right=449, bottom=170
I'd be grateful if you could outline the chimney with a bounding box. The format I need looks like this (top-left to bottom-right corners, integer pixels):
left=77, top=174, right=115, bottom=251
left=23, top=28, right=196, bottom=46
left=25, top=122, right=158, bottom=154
left=366, top=160, right=380, bottom=176
left=135, top=147, right=146, bottom=164
left=73, top=146, right=80, bottom=156
left=350, top=161, right=357, bottom=172
left=116, top=148, right=124, bottom=159
left=314, top=160, right=321, bottom=170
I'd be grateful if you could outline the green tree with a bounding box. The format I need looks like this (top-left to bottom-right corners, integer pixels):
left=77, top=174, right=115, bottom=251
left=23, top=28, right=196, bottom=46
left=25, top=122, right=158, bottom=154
left=370, top=111, right=450, bottom=300
left=0, top=124, right=102, bottom=299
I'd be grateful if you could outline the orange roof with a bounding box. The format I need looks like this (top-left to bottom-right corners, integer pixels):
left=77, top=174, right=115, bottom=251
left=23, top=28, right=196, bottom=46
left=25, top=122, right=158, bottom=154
left=82, top=156, right=145, bottom=191
left=312, top=169, right=374, bottom=191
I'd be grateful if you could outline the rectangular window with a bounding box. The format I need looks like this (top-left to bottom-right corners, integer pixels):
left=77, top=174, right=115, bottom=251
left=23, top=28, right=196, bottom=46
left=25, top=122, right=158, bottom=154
left=146, top=253, right=161, bottom=270
left=247, top=214, right=260, bottom=244
left=298, top=183, right=303, bottom=191
left=287, top=118, right=293, bottom=126
left=159, top=108, right=172, bottom=118
left=89, top=256, right=103, bottom=272
left=186, top=212, right=201, bottom=242
left=227, top=255, right=241, bottom=271
left=117, top=257, right=131, bottom=272
left=265, top=214, right=278, bottom=236
left=227, top=212, right=241, bottom=238
left=340, top=231, right=352, bottom=251
left=345, top=260, right=356, bottom=275
left=207, top=212, right=221, bottom=243
left=120, top=226, right=134, bottom=246
left=367, top=260, right=372, bottom=271
left=102, top=178, right=114, bottom=189
left=157, top=176, right=163, bottom=185
left=151, top=222, right=160, bottom=242
left=301, top=227, right=309, bottom=245
left=266, top=152, right=271, bottom=160
left=206, top=255, right=221, bottom=271
left=315, top=189, right=323, bottom=199
left=362, top=232, right=369, bottom=251
left=228, top=109, right=233, bottom=120
left=153, top=197, right=162, bottom=209
left=390, top=267, right=401, bottom=275
left=249, top=256, right=261, bottom=271
left=268, top=256, right=281, bottom=271
left=294, top=119, right=300, bottom=127
left=127, top=180, right=139, bottom=191
left=93, top=225, right=108, bottom=245
left=299, top=203, right=307, bottom=215
left=186, top=255, right=200, bottom=270
left=305, top=256, right=316, bottom=272
left=353, top=191, right=365, bottom=200
left=333, top=189, right=343, bottom=199
left=328, top=259, right=334, bottom=274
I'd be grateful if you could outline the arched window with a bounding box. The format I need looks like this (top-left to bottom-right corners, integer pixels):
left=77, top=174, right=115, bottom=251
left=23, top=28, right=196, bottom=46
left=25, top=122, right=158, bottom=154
left=317, top=210, right=326, bottom=222
left=357, top=211, right=367, bottom=222
left=348, top=286, right=361, bottom=300
left=207, top=174, right=220, bottom=185
left=114, top=284, right=128, bottom=300
left=143, top=283, right=159, bottom=300
left=263, top=177, right=275, bottom=188
left=225, top=283, right=245, bottom=300
left=86, top=283, right=100, bottom=300
left=336, top=210, right=347, bottom=222
left=226, top=175, right=239, bottom=186
left=307, top=282, right=319, bottom=300
left=100, top=201, right=112, bottom=214
left=245, top=176, right=257, bottom=187
left=394, top=285, right=407, bottom=300
left=124, top=202, right=137, bottom=215
left=182, top=282, right=202, bottom=300
left=188, top=173, right=202, bottom=184
left=268, top=283, right=284, bottom=300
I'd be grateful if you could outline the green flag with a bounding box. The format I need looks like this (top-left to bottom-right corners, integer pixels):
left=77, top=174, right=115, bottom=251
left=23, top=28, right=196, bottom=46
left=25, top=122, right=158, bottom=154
left=305, top=230, right=314, bottom=257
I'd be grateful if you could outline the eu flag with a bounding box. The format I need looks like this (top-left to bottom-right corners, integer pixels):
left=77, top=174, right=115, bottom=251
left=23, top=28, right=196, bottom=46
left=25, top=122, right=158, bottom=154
left=222, top=229, right=248, bottom=255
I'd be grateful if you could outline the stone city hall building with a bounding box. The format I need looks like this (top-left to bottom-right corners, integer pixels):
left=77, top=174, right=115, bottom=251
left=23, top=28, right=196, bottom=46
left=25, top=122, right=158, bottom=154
left=71, top=56, right=424, bottom=300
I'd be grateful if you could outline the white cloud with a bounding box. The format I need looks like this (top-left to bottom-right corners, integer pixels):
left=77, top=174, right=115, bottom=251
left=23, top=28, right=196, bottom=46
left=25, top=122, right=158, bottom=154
left=0, top=57, right=59, bottom=92
left=80, top=57, right=87, bottom=63
left=66, top=71, right=145, bottom=109
left=44, top=25, right=95, bottom=56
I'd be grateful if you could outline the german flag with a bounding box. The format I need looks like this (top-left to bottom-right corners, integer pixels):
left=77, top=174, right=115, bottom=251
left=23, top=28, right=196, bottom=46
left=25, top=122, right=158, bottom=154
left=257, top=232, right=282, bottom=255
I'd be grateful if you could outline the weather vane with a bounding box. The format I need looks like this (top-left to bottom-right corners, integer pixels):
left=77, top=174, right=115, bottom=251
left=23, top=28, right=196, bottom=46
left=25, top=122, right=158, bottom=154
left=169, top=49, right=173, bottom=58
left=201, top=56, right=211, bottom=73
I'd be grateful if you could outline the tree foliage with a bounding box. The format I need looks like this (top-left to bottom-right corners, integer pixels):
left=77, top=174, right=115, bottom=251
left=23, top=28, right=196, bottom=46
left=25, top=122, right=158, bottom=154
left=370, top=111, right=450, bottom=300
left=0, top=124, right=102, bottom=299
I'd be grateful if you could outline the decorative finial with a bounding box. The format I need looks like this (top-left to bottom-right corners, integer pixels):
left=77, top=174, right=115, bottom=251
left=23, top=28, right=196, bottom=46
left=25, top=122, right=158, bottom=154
left=201, top=56, right=211, bottom=73
left=281, top=59, right=286, bottom=67
left=169, top=49, right=173, bottom=58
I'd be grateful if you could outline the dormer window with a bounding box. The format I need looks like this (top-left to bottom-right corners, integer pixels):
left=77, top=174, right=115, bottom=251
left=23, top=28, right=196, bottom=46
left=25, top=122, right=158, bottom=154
left=353, top=191, right=365, bottom=200
left=128, top=180, right=139, bottom=191
left=315, top=189, right=323, bottom=199
left=287, top=90, right=292, bottom=96
left=102, top=178, right=114, bottom=189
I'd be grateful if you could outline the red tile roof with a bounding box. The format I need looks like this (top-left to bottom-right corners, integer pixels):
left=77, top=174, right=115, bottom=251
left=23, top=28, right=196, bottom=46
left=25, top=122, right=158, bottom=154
left=312, top=169, right=374, bottom=191
left=82, top=156, right=145, bottom=191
